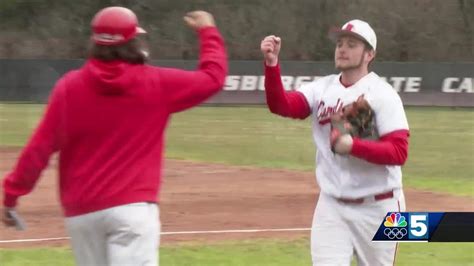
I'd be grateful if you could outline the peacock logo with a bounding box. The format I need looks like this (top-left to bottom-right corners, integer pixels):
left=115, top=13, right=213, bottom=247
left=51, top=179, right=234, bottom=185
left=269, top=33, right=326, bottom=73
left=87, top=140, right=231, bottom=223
left=384, top=213, right=407, bottom=227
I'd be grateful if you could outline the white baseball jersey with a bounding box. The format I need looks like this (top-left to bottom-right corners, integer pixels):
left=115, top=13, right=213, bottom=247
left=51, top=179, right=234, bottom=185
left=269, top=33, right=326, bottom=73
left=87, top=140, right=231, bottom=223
left=298, top=72, right=409, bottom=199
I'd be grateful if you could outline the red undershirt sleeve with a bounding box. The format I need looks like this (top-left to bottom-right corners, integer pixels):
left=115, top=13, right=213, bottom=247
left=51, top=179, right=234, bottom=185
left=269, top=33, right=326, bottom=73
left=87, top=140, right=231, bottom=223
left=350, top=129, right=409, bottom=165
left=264, top=63, right=311, bottom=119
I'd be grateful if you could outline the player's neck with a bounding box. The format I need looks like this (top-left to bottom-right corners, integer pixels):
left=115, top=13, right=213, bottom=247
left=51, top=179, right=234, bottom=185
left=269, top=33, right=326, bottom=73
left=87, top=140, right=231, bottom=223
left=340, top=67, right=369, bottom=87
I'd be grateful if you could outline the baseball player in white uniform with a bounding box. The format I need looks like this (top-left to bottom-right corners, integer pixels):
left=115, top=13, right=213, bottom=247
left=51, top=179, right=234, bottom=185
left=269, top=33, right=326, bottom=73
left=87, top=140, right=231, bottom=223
left=261, top=19, right=410, bottom=265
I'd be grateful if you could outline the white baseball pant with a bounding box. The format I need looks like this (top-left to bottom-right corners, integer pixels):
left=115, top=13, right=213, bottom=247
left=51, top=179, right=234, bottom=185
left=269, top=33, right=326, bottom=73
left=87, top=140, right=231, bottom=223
left=311, top=190, right=406, bottom=266
left=65, top=202, right=160, bottom=266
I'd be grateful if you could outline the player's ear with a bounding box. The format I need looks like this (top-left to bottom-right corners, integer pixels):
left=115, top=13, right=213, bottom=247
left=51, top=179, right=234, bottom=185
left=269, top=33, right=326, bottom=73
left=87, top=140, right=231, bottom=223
left=366, top=49, right=375, bottom=61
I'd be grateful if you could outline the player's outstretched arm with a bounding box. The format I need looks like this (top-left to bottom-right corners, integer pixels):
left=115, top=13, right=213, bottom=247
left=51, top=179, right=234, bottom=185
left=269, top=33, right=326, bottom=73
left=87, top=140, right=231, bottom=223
left=160, top=11, right=228, bottom=113
left=261, top=36, right=310, bottom=119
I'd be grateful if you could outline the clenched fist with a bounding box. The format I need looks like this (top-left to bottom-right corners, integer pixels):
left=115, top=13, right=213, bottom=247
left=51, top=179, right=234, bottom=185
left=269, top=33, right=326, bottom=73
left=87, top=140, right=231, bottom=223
left=260, top=35, right=281, bottom=66
left=183, top=11, right=216, bottom=30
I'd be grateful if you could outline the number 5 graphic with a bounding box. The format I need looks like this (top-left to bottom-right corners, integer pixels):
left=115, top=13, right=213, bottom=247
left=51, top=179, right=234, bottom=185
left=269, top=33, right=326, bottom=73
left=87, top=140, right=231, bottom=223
left=410, top=214, right=429, bottom=239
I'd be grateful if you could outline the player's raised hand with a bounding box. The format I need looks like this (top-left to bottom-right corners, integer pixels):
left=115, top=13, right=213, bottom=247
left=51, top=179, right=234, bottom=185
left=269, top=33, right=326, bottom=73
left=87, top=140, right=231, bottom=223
left=260, top=35, right=281, bottom=66
left=183, top=11, right=216, bottom=30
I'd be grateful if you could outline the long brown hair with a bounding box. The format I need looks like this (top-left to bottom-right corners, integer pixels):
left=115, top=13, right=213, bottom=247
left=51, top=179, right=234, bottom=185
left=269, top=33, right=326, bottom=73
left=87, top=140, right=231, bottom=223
left=88, top=37, right=149, bottom=64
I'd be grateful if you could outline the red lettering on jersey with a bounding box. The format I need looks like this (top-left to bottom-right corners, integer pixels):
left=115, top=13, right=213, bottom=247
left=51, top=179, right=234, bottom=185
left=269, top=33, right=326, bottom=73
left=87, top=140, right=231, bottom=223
left=316, top=98, right=344, bottom=125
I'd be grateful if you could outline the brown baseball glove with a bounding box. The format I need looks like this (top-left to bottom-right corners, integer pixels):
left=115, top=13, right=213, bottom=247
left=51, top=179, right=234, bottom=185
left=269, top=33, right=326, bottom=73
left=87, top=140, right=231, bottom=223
left=330, top=95, right=378, bottom=152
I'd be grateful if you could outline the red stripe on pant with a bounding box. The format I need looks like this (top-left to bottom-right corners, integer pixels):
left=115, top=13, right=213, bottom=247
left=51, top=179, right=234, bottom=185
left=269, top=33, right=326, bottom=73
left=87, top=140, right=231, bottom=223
left=392, top=200, right=401, bottom=266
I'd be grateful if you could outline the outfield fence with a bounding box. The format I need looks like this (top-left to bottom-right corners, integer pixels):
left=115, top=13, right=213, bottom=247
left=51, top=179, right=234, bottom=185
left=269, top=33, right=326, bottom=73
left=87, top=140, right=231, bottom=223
left=0, top=60, right=472, bottom=107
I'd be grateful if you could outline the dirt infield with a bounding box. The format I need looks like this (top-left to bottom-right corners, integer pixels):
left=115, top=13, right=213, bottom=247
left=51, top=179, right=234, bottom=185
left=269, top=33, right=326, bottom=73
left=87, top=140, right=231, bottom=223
left=0, top=148, right=473, bottom=248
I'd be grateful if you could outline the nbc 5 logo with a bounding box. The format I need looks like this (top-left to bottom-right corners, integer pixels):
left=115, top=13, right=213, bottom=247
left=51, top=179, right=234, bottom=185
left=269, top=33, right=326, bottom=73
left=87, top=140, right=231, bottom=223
left=408, top=213, right=429, bottom=240
left=383, top=212, right=409, bottom=240
left=382, top=212, right=429, bottom=241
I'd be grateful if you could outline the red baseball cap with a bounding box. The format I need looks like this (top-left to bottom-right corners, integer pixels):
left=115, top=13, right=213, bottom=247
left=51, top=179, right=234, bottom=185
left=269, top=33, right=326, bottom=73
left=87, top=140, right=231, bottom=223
left=91, top=6, right=146, bottom=46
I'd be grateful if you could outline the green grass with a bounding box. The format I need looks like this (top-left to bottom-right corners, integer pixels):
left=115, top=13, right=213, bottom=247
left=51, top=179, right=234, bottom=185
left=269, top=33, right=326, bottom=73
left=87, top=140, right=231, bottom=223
left=0, top=104, right=44, bottom=147
left=160, top=239, right=311, bottom=266
left=401, top=107, right=474, bottom=196
left=1, top=238, right=473, bottom=266
left=0, top=104, right=473, bottom=197
left=166, top=106, right=315, bottom=170
left=0, top=247, right=74, bottom=266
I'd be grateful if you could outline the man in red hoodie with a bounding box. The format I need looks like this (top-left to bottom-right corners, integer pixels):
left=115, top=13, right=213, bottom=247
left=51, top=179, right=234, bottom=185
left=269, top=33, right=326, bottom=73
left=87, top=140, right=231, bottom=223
left=261, top=20, right=409, bottom=265
left=2, top=6, right=227, bottom=266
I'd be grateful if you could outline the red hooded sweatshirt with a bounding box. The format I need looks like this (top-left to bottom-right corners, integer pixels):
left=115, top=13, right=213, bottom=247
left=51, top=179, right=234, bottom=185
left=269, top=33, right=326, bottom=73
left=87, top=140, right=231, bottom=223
left=3, top=27, right=227, bottom=217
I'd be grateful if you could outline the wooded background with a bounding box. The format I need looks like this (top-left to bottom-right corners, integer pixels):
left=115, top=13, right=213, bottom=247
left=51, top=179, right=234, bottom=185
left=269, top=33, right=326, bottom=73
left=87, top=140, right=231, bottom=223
left=0, top=0, right=472, bottom=61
